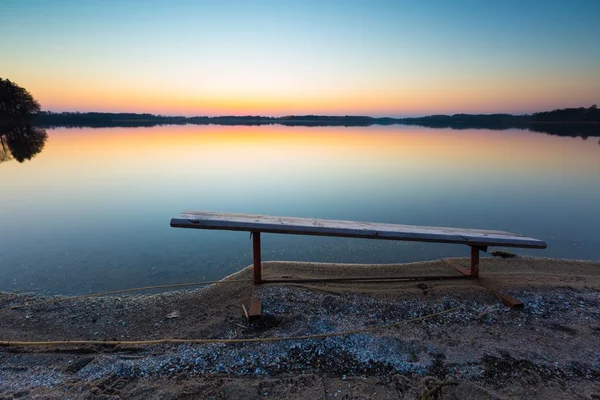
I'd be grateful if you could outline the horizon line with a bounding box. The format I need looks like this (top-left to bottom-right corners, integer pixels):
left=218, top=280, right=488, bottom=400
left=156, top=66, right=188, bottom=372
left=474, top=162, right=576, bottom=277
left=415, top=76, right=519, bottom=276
left=38, top=108, right=575, bottom=119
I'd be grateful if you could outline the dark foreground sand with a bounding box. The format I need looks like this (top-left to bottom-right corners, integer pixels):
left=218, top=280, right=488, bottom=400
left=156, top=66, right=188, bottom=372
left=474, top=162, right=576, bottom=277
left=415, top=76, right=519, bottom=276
left=1, top=257, right=599, bottom=399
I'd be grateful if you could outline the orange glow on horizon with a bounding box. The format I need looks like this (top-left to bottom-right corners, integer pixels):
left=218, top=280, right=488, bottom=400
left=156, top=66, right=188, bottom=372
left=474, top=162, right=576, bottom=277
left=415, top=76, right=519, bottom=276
left=28, top=71, right=598, bottom=117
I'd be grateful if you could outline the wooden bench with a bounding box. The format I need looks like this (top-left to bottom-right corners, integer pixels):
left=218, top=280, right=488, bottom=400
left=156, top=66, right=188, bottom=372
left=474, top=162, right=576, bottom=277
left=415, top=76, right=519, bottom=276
left=170, top=211, right=547, bottom=285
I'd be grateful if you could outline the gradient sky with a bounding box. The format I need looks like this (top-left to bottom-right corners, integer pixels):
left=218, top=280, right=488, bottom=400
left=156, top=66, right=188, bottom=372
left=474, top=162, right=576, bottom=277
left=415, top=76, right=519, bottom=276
left=1, top=0, right=599, bottom=116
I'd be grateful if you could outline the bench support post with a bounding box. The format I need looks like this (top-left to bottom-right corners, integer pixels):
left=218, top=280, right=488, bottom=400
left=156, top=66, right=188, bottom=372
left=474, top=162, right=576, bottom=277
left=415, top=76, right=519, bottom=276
left=252, top=231, right=263, bottom=284
left=249, top=231, right=263, bottom=319
left=470, top=246, right=481, bottom=278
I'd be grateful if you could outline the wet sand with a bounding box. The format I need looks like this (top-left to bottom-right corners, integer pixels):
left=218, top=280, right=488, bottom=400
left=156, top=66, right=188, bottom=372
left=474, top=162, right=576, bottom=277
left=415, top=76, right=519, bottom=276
left=1, top=257, right=599, bottom=399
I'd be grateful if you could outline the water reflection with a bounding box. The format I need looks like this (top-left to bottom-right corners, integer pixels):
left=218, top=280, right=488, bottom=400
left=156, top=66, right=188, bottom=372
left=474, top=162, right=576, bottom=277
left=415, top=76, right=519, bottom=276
left=0, top=123, right=48, bottom=163
left=527, top=123, right=600, bottom=144
left=0, top=124, right=598, bottom=295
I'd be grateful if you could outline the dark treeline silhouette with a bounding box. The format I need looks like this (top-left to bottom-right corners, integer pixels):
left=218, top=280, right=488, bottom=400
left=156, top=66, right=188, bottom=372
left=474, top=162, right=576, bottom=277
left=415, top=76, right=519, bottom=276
left=0, top=78, right=41, bottom=122
left=399, top=113, right=527, bottom=129
left=35, top=111, right=188, bottom=127
left=400, top=106, right=600, bottom=128
left=0, top=78, right=48, bottom=163
left=35, top=111, right=378, bottom=127
left=531, top=105, right=599, bottom=122
left=278, top=115, right=375, bottom=126
left=400, top=106, right=600, bottom=142
left=30, top=106, right=600, bottom=143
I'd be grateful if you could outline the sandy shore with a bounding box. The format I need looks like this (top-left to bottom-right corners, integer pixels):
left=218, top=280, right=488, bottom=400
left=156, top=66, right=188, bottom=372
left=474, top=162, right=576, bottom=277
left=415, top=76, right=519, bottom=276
left=1, top=257, right=599, bottom=399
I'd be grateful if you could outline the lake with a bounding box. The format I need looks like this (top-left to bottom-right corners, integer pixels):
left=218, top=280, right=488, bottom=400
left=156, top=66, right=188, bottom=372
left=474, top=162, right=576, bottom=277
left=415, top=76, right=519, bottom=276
left=1, top=125, right=599, bottom=295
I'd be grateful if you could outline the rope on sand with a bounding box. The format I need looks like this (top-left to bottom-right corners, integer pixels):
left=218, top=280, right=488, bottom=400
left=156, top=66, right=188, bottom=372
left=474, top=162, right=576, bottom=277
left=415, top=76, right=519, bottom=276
left=0, top=306, right=462, bottom=347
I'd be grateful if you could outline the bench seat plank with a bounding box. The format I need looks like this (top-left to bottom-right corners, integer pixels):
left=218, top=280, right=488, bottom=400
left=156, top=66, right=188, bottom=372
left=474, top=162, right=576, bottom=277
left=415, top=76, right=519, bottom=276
left=170, top=211, right=547, bottom=249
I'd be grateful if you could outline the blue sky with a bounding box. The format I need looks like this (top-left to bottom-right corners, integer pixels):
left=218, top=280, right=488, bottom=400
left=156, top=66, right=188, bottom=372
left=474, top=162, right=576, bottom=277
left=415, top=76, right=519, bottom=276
left=1, top=0, right=599, bottom=116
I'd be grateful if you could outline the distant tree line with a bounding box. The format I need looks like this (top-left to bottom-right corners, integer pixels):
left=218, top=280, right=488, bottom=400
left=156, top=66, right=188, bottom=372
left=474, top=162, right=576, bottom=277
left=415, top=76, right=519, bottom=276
left=34, top=112, right=380, bottom=128
left=530, top=105, right=599, bottom=122
left=386, top=106, right=600, bottom=141
left=36, top=111, right=188, bottom=128
left=399, top=113, right=528, bottom=129
left=26, top=105, right=600, bottom=143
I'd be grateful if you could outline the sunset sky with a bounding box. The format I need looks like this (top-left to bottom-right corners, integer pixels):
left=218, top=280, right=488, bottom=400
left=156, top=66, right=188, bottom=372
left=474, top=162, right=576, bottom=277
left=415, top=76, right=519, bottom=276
left=1, top=0, right=599, bottom=117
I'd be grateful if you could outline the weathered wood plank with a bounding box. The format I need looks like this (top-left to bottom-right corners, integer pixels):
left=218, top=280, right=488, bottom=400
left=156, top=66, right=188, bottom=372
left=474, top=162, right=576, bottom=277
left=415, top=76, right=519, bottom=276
left=170, top=211, right=547, bottom=249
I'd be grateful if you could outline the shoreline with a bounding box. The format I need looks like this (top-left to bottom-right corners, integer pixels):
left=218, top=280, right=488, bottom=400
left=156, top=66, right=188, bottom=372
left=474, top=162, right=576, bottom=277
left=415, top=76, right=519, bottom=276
left=1, top=257, right=599, bottom=399
left=4, top=255, right=600, bottom=300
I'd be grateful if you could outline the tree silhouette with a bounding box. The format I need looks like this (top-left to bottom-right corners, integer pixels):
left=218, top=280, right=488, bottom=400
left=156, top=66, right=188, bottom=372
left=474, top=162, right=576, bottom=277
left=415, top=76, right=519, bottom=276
left=0, top=78, right=41, bottom=121
left=0, top=78, right=47, bottom=163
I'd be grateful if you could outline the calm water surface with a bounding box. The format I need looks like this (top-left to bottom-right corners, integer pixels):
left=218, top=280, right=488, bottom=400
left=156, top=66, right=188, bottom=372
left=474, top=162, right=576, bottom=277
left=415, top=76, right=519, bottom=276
left=1, top=125, right=599, bottom=294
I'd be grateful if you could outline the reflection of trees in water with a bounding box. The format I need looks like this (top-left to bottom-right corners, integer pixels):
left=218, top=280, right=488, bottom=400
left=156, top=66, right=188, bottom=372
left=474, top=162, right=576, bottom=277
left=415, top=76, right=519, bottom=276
left=1, top=77, right=47, bottom=163
left=527, top=123, right=600, bottom=144
left=0, top=124, right=48, bottom=163
left=0, top=142, right=11, bottom=162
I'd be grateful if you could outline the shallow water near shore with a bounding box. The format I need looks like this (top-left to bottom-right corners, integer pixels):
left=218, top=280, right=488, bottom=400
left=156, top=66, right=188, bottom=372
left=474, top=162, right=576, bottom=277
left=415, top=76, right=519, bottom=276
left=1, top=125, right=599, bottom=294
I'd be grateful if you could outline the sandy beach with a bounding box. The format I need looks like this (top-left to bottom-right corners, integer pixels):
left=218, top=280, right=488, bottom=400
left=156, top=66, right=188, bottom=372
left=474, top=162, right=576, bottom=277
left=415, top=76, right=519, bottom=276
left=1, top=256, right=599, bottom=399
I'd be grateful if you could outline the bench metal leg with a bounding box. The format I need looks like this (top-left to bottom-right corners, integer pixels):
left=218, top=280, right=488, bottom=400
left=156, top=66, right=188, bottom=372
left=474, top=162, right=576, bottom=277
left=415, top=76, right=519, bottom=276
left=248, top=231, right=263, bottom=319
left=252, top=231, right=263, bottom=284
left=443, top=245, right=486, bottom=278
left=470, top=246, right=481, bottom=278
